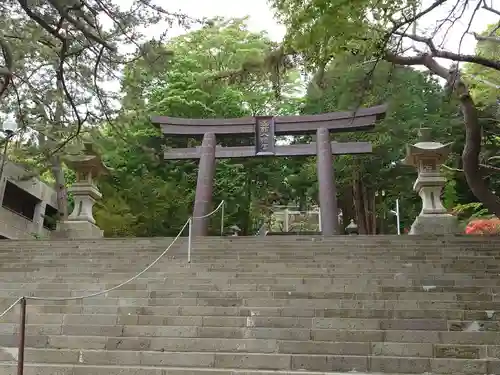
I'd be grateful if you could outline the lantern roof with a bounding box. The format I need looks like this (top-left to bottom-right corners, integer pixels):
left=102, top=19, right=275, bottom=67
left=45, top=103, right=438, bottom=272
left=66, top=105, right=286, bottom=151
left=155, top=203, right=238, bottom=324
left=64, top=142, right=111, bottom=176
left=403, top=128, right=452, bottom=167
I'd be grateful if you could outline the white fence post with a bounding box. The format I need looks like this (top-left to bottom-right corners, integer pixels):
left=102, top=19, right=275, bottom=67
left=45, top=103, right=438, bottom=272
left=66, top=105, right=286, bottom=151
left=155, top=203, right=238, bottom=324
left=188, top=218, right=192, bottom=263
left=396, top=199, right=401, bottom=235
left=220, top=202, right=225, bottom=236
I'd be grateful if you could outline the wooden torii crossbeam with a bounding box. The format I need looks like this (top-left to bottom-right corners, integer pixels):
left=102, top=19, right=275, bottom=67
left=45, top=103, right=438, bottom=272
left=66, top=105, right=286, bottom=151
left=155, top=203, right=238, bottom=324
left=152, top=104, right=386, bottom=236
left=162, top=142, right=371, bottom=160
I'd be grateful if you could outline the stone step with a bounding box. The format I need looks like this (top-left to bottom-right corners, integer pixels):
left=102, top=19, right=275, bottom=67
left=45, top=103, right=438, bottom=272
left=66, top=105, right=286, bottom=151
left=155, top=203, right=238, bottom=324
left=6, top=262, right=500, bottom=269
left=7, top=269, right=496, bottom=276
left=4, top=248, right=499, bottom=254
left=3, top=277, right=500, bottom=289
left=0, top=269, right=500, bottom=282
left=3, top=248, right=500, bottom=255
left=4, top=271, right=500, bottom=277
left=4, top=240, right=499, bottom=245
left=7, top=292, right=500, bottom=303
left=2, top=304, right=499, bottom=321
left=4, top=250, right=500, bottom=256
left=1, top=281, right=498, bottom=292
left=0, top=315, right=498, bottom=331
left=3, top=284, right=500, bottom=294
left=4, top=264, right=500, bottom=273
left=44, top=255, right=500, bottom=259
left=6, top=247, right=499, bottom=252
left=10, top=259, right=500, bottom=265
left=13, top=299, right=500, bottom=311
left=2, top=348, right=499, bottom=373
left=2, top=273, right=499, bottom=281
left=3, top=297, right=500, bottom=311
left=1, top=258, right=487, bottom=263
left=2, top=301, right=499, bottom=315
left=4, top=250, right=499, bottom=257
left=7, top=259, right=499, bottom=265
left=1, top=334, right=499, bottom=359
left=4, top=323, right=500, bottom=344
left=0, top=290, right=495, bottom=301
left=0, top=271, right=497, bottom=280
left=5, top=307, right=500, bottom=322
left=2, top=235, right=498, bottom=242
left=0, top=265, right=495, bottom=271
left=10, top=247, right=500, bottom=253
left=0, top=363, right=405, bottom=375
left=1, top=278, right=496, bottom=286
left=4, top=240, right=499, bottom=244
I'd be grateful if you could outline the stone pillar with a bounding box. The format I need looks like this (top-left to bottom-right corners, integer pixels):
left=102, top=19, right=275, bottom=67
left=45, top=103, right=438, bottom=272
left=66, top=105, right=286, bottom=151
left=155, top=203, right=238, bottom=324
left=32, top=201, right=47, bottom=234
left=192, top=132, right=216, bottom=236
left=68, top=193, right=97, bottom=223
left=0, top=159, right=10, bottom=205
left=316, top=128, right=339, bottom=235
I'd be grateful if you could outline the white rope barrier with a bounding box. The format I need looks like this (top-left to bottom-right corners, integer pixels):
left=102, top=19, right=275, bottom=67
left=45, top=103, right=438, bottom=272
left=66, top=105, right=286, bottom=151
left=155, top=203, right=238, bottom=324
left=192, top=201, right=225, bottom=219
left=0, top=297, right=22, bottom=319
left=0, top=200, right=225, bottom=307
left=24, top=200, right=225, bottom=301
left=188, top=200, right=225, bottom=263
left=26, top=219, right=191, bottom=301
left=0, top=200, right=227, bottom=374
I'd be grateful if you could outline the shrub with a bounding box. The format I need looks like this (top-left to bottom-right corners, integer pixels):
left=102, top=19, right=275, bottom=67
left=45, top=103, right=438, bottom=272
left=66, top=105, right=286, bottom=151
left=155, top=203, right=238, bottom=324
left=465, top=218, right=500, bottom=235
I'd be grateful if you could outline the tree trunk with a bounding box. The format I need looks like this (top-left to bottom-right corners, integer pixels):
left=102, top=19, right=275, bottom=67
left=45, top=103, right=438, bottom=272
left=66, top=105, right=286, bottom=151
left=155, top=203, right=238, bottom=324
left=384, top=54, right=500, bottom=218
left=370, top=193, right=377, bottom=234
left=51, top=67, right=69, bottom=221
left=459, top=88, right=500, bottom=217
left=353, top=172, right=368, bottom=234
left=362, top=183, right=371, bottom=234
left=340, top=186, right=355, bottom=232
left=50, top=155, right=68, bottom=220
left=241, top=175, right=252, bottom=235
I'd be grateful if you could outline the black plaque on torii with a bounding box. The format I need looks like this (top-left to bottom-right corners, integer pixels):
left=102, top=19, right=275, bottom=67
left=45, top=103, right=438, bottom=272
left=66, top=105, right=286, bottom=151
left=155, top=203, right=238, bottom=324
left=255, top=116, right=275, bottom=155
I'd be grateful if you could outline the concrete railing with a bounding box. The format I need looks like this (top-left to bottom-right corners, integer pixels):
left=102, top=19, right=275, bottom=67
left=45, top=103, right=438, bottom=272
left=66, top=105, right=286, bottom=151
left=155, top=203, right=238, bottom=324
left=0, top=206, right=50, bottom=239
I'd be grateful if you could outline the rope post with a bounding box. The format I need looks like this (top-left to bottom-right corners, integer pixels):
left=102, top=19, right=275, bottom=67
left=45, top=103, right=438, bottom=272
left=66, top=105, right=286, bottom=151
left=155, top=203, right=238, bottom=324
left=17, top=297, right=26, bottom=375
left=188, top=218, right=192, bottom=263
left=220, top=201, right=225, bottom=236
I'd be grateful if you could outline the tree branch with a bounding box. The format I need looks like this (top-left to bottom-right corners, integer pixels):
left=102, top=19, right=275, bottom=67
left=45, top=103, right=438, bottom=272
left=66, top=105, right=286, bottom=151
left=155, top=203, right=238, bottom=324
left=483, top=2, right=500, bottom=17
left=45, top=0, right=115, bottom=50
left=473, top=33, right=500, bottom=44
left=394, top=32, right=500, bottom=71
left=444, top=164, right=500, bottom=173
left=391, top=0, right=448, bottom=31
left=0, top=37, right=13, bottom=98
left=385, top=51, right=500, bottom=215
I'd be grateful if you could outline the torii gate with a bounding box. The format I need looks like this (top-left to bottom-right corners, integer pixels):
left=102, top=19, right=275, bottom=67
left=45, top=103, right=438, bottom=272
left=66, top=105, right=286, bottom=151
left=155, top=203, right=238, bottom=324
left=152, top=104, right=386, bottom=236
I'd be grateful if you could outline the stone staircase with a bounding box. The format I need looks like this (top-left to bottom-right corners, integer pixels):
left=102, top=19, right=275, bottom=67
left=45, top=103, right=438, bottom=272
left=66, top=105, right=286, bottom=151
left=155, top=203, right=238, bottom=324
left=0, top=236, right=499, bottom=374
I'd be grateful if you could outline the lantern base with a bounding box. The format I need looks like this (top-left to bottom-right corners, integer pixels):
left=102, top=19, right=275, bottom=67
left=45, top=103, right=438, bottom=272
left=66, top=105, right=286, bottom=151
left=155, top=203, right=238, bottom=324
left=409, top=214, right=459, bottom=235
left=52, top=221, right=104, bottom=239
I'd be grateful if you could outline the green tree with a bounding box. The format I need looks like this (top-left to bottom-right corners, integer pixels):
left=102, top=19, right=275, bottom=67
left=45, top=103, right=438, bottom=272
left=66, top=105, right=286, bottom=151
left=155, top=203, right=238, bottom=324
left=233, top=0, right=500, bottom=216
left=299, top=58, right=464, bottom=233
left=465, top=24, right=500, bottom=108
left=96, top=18, right=304, bottom=236
left=0, top=0, right=195, bottom=221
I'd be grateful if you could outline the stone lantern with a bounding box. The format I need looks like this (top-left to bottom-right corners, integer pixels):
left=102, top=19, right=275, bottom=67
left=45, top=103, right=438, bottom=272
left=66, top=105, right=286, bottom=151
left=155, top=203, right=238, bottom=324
left=345, top=219, right=359, bottom=235
left=54, top=143, right=110, bottom=239
left=403, top=128, right=458, bottom=235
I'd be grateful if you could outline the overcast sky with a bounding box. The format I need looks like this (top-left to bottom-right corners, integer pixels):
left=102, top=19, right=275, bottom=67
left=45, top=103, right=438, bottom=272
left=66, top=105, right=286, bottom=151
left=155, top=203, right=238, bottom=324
left=155, top=0, right=498, bottom=55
